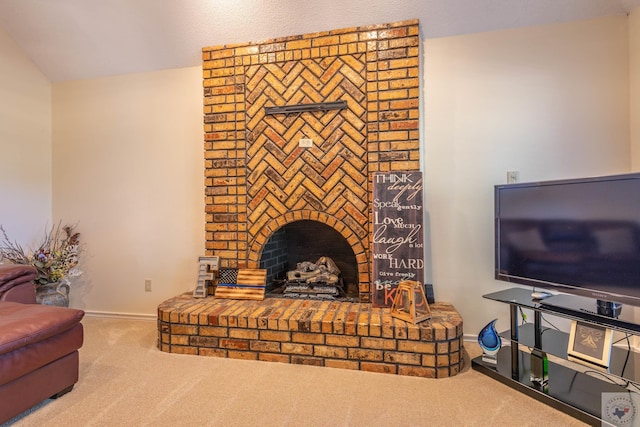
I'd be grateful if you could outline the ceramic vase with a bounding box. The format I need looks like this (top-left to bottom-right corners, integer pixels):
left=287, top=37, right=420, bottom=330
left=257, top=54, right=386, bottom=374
left=35, top=281, right=70, bottom=307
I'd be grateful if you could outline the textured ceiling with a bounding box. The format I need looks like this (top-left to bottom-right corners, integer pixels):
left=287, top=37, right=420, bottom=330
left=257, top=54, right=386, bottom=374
left=0, top=0, right=639, bottom=82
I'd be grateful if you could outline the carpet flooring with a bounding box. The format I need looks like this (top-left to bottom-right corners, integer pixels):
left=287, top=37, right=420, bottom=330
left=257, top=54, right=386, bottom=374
left=4, top=316, right=587, bottom=426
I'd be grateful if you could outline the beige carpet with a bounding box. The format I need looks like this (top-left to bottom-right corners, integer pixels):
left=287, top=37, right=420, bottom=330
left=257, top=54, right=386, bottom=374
left=5, top=316, right=586, bottom=426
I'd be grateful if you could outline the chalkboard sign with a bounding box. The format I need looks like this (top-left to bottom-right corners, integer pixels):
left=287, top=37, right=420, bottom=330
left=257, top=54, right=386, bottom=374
left=372, top=171, right=425, bottom=307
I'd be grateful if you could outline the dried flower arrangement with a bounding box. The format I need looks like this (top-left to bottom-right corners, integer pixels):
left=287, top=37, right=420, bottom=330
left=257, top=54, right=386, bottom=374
left=0, top=223, right=82, bottom=287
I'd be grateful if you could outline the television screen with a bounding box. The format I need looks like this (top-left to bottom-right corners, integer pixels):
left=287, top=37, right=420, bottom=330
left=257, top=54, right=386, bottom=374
left=495, top=173, right=640, bottom=307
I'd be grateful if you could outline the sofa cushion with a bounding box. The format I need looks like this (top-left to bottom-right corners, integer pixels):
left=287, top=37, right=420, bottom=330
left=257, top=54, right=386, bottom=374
left=0, top=302, right=84, bottom=356
left=0, top=324, right=83, bottom=386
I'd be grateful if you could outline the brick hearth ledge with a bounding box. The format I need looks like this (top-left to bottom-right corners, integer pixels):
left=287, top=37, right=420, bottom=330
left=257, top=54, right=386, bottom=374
left=158, top=294, right=464, bottom=378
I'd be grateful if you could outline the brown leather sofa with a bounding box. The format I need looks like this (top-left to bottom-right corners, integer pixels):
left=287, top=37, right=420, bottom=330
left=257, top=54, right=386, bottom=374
left=0, top=264, right=85, bottom=424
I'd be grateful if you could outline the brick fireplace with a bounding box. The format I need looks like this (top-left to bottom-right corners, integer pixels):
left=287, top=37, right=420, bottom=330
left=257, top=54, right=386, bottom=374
left=157, top=20, right=465, bottom=379
left=203, top=19, right=420, bottom=301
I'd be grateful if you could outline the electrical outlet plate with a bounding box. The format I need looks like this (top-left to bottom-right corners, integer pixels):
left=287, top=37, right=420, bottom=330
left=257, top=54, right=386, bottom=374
left=507, top=171, right=519, bottom=184
left=145, top=279, right=152, bottom=292
left=299, top=138, right=313, bottom=148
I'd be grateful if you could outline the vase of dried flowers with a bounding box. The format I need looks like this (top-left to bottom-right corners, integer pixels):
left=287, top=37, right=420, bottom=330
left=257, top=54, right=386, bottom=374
left=35, top=280, right=71, bottom=307
left=0, top=222, right=82, bottom=306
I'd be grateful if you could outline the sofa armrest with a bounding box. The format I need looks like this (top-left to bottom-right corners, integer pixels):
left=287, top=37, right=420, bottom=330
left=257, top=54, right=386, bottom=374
left=0, top=264, right=38, bottom=303
left=0, top=282, right=36, bottom=303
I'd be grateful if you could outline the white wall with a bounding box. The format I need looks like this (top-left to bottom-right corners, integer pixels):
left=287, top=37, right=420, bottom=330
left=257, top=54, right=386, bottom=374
left=424, top=16, right=631, bottom=336
left=631, top=7, right=640, bottom=168
left=48, top=14, right=635, bottom=332
left=0, top=26, right=52, bottom=245
left=52, top=68, right=204, bottom=315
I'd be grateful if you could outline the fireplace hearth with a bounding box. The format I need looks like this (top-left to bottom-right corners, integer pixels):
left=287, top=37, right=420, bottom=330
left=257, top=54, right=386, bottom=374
left=158, top=293, right=464, bottom=378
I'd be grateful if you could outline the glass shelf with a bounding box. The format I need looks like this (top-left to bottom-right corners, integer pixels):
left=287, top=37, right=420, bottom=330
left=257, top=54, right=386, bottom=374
left=499, top=323, right=639, bottom=384
left=483, top=287, right=640, bottom=335
left=472, top=348, right=625, bottom=425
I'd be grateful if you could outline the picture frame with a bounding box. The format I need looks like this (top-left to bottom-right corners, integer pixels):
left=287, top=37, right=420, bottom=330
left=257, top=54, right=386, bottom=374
left=567, top=320, right=613, bottom=368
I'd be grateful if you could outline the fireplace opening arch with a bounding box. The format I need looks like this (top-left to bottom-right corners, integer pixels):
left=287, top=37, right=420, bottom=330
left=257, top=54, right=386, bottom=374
left=260, top=220, right=358, bottom=299
left=247, top=211, right=369, bottom=300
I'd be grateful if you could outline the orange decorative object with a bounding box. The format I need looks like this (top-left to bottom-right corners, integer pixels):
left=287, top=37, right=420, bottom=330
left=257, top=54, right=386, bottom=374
left=390, top=280, right=431, bottom=324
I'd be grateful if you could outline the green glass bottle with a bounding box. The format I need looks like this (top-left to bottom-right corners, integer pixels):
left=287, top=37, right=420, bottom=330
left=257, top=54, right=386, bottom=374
left=530, top=348, right=549, bottom=387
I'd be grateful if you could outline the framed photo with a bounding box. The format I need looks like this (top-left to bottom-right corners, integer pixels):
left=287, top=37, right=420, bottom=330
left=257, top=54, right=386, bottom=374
left=567, top=320, right=613, bottom=368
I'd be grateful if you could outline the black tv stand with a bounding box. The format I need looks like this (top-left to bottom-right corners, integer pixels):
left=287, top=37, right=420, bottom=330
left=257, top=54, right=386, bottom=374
left=472, top=287, right=640, bottom=426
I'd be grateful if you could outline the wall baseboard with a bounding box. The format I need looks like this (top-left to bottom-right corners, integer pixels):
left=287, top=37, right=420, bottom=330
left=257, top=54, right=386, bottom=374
left=464, top=334, right=478, bottom=342
left=84, top=310, right=157, bottom=321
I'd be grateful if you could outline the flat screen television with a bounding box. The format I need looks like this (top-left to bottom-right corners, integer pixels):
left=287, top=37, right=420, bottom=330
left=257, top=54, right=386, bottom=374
left=495, top=173, right=640, bottom=316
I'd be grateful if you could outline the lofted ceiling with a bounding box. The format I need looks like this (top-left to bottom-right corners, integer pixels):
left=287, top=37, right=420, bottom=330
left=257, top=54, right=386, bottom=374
left=0, top=0, right=639, bottom=82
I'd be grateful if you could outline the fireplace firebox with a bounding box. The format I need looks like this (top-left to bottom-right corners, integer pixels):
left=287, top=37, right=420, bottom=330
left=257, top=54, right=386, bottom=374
left=260, top=220, right=359, bottom=299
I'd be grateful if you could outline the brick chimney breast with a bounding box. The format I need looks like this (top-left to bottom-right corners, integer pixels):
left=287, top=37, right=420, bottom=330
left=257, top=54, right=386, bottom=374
left=203, top=20, right=421, bottom=302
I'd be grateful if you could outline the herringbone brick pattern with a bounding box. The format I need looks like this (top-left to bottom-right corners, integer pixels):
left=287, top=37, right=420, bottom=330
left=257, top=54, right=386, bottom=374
left=245, top=56, right=368, bottom=241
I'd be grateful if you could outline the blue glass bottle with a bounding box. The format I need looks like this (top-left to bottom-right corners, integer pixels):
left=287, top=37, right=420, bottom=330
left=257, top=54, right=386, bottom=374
left=478, top=319, right=502, bottom=365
